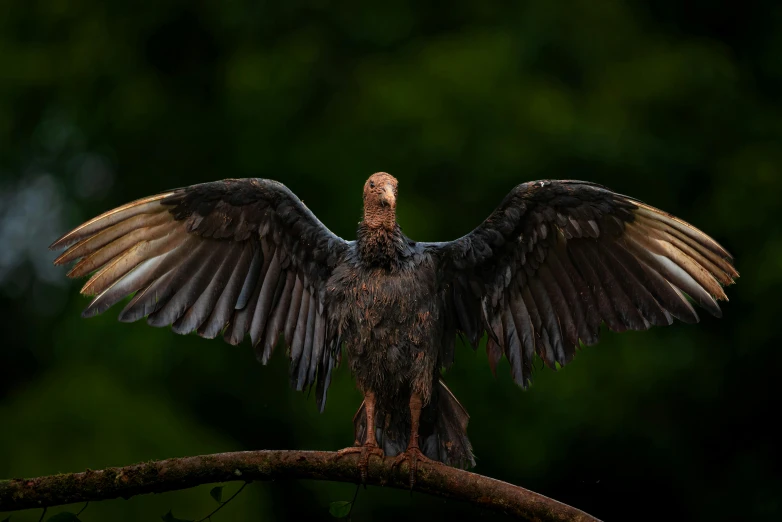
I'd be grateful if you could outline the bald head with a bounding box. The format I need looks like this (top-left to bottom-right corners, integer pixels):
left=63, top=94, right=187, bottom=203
left=362, top=172, right=398, bottom=229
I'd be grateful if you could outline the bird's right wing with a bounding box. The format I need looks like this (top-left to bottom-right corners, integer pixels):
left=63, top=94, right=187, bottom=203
left=51, top=178, right=350, bottom=410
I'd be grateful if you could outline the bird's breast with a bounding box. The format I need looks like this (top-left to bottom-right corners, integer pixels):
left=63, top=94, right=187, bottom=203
left=326, top=260, right=442, bottom=351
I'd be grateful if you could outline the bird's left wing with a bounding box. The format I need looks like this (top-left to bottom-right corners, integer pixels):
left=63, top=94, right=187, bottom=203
left=422, top=180, right=738, bottom=387
left=51, top=178, right=349, bottom=409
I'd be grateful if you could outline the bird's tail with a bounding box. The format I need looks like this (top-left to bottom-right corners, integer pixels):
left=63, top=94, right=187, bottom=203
left=353, top=380, right=476, bottom=469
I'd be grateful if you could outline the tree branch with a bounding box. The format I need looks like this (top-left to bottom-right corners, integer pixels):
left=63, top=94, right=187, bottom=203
left=0, top=450, right=600, bottom=521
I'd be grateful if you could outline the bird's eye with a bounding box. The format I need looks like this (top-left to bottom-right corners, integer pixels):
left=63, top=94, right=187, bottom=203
left=369, top=181, right=375, bottom=188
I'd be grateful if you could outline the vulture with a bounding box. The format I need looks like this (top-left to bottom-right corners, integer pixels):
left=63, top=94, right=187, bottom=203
left=51, top=173, right=738, bottom=484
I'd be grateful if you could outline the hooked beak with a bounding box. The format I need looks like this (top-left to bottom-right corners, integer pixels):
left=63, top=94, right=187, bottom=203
left=380, top=185, right=396, bottom=209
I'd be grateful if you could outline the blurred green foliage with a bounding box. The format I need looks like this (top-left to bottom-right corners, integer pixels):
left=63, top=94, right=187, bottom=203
left=1, top=1, right=780, bottom=521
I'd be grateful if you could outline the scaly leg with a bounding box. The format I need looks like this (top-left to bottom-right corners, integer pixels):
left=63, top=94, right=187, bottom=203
left=336, top=390, right=385, bottom=482
left=391, top=392, right=438, bottom=488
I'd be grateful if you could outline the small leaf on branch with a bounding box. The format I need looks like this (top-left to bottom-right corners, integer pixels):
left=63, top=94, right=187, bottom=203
left=209, top=486, right=224, bottom=504
left=160, top=509, right=193, bottom=522
left=329, top=501, right=353, bottom=518
left=47, top=514, right=81, bottom=522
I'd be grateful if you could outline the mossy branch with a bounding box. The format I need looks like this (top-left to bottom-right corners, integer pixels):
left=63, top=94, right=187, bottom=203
left=0, top=450, right=600, bottom=521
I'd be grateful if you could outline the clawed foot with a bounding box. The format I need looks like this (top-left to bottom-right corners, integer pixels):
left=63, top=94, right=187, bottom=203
left=336, top=443, right=385, bottom=483
left=391, top=445, right=437, bottom=489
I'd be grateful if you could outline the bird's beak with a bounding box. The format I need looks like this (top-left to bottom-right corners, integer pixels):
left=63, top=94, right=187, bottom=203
left=380, top=185, right=396, bottom=209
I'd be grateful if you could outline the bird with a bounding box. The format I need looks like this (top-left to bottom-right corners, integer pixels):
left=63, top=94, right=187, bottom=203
left=50, top=173, right=738, bottom=485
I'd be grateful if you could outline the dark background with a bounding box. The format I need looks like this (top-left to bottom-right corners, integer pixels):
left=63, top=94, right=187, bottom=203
left=1, top=1, right=780, bottom=521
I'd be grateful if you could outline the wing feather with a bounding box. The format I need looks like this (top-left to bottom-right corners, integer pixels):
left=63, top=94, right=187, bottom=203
left=197, top=242, right=254, bottom=339
left=308, top=310, right=327, bottom=385
left=119, top=238, right=210, bottom=322
left=51, top=193, right=174, bottom=248
left=147, top=242, right=230, bottom=327
left=508, top=288, right=534, bottom=385
left=51, top=178, right=349, bottom=408
left=260, top=270, right=296, bottom=363
left=173, top=241, right=244, bottom=335
left=295, top=293, right=318, bottom=390
left=284, top=276, right=306, bottom=346
left=290, top=288, right=311, bottom=370
left=250, top=248, right=283, bottom=347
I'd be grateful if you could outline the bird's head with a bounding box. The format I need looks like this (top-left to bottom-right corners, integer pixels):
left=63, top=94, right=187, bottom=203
left=362, top=172, right=398, bottom=229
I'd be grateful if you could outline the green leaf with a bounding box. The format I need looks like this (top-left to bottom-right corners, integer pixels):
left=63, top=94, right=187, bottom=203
left=2, top=516, right=11, bottom=522
left=329, top=500, right=353, bottom=518
left=210, top=485, right=224, bottom=504
left=160, top=509, right=193, bottom=522
left=47, top=513, right=81, bottom=522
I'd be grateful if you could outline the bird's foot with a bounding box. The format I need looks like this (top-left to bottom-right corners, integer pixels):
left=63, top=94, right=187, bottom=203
left=391, top=445, right=437, bottom=489
left=335, top=443, right=385, bottom=483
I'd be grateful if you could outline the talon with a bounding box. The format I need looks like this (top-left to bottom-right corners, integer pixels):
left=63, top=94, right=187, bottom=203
left=336, top=444, right=385, bottom=483
left=334, top=447, right=361, bottom=460
left=391, top=446, right=436, bottom=489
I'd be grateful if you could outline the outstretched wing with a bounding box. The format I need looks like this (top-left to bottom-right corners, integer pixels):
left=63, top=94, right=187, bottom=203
left=51, top=178, right=349, bottom=409
left=424, top=180, right=738, bottom=387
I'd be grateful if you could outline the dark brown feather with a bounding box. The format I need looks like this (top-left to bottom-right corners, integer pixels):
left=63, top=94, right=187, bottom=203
left=289, top=288, right=311, bottom=367
left=197, top=242, right=254, bottom=339
left=118, top=238, right=211, bottom=323
left=260, top=270, right=296, bottom=364
left=284, top=276, right=305, bottom=346
left=172, top=241, right=243, bottom=335
left=249, top=249, right=283, bottom=347
left=147, top=243, right=228, bottom=327
left=295, top=293, right=318, bottom=390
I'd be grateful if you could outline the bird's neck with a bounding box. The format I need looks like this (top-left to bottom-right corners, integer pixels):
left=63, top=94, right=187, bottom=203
left=362, top=202, right=396, bottom=230
left=356, top=221, right=406, bottom=269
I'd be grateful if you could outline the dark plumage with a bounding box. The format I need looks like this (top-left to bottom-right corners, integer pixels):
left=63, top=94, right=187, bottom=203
left=51, top=173, right=738, bottom=483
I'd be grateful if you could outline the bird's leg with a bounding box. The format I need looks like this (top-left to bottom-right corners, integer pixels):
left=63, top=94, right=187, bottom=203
left=391, top=391, right=438, bottom=488
left=335, top=390, right=385, bottom=482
